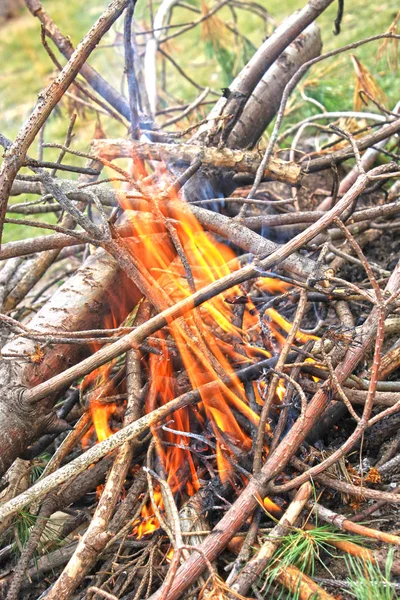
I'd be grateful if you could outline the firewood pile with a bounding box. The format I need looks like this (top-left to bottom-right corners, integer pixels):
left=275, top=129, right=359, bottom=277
left=1, top=0, right=400, bottom=598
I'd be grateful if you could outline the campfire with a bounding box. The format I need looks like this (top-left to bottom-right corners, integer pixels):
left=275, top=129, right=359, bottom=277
left=1, top=1, right=400, bottom=599
left=80, top=163, right=316, bottom=536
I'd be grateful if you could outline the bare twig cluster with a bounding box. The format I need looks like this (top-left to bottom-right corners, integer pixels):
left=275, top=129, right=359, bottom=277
left=0, top=1, right=400, bottom=599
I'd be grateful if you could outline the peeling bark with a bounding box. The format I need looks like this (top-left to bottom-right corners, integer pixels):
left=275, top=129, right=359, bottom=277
left=0, top=251, right=140, bottom=476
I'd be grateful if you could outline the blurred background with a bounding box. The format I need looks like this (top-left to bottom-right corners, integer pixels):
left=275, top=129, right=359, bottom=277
left=0, top=0, right=398, bottom=241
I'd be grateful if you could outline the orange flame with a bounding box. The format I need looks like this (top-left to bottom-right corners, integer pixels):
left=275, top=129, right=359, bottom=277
left=264, top=308, right=318, bottom=344
left=276, top=380, right=286, bottom=403
left=80, top=311, right=121, bottom=444
left=84, top=155, right=317, bottom=536
left=135, top=490, right=163, bottom=538
left=115, top=166, right=261, bottom=499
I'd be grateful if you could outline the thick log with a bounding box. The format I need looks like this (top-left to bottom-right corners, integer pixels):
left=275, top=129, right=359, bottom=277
left=0, top=250, right=141, bottom=476
left=194, top=0, right=333, bottom=145
left=227, top=23, right=322, bottom=148
left=180, top=19, right=322, bottom=204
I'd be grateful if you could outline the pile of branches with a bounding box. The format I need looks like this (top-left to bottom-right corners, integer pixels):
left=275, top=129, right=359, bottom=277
left=1, top=0, right=400, bottom=598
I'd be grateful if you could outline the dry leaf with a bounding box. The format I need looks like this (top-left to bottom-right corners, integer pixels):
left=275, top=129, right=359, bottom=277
left=350, top=55, right=388, bottom=111
left=199, top=574, right=250, bottom=600
left=365, top=467, right=381, bottom=484
left=200, top=1, right=229, bottom=48
left=29, top=344, right=45, bottom=364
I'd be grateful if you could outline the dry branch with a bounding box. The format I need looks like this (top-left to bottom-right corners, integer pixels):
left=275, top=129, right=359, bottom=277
left=91, top=139, right=302, bottom=185
left=196, top=0, right=335, bottom=144
left=0, top=358, right=273, bottom=522
left=0, top=0, right=131, bottom=244
left=24, top=163, right=391, bottom=407
left=1, top=1, right=400, bottom=598
left=0, top=1, right=323, bottom=481
left=147, top=218, right=400, bottom=600
left=0, top=249, right=140, bottom=475
left=227, top=22, right=322, bottom=148
left=25, top=0, right=131, bottom=120
left=230, top=482, right=312, bottom=596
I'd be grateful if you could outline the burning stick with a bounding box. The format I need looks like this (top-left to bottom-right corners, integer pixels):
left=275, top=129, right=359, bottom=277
left=2, top=1, right=400, bottom=598
left=0, top=163, right=395, bottom=518
left=20, top=162, right=394, bottom=407
left=0, top=359, right=277, bottom=522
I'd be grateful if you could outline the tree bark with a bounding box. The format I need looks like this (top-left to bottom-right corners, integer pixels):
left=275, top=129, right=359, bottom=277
left=227, top=22, right=322, bottom=149
left=0, top=250, right=141, bottom=476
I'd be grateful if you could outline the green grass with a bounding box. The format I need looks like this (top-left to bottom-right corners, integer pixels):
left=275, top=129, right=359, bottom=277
left=0, top=1, right=127, bottom=242
left=4, top=208, right=60, bottom=242
left=0, top=0, right=398, bottom=242
left=257, top=523, right=399, bottom=600
left=345, top=549, right=397, bottom=600
left=267, top=1, right=399, bottom=113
